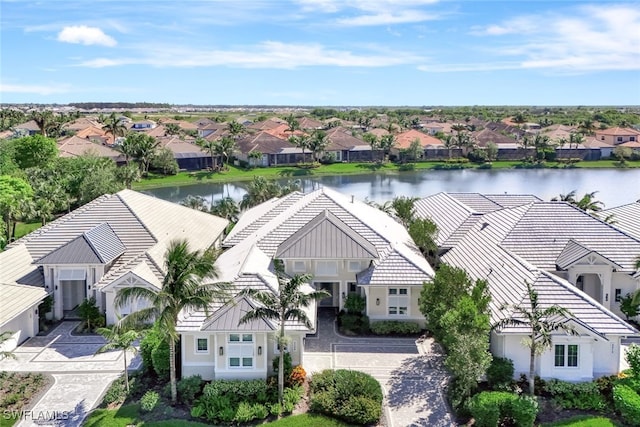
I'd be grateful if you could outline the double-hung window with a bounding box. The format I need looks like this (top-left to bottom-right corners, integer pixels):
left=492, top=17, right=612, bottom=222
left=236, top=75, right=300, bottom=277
left=554, top=344, right=578, bottom=367
left=388, top=288, right=409, bottom=316
left=228, top=334, right=254, bottom=368
left=195, top=337, right=208, bottom=354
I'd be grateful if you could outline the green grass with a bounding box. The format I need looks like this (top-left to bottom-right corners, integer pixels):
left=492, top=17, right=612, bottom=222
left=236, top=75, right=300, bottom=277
left=83, top=406, right=348, bottom=427
left=14, top=222, right=41, bottom=239
left=264, top=413, right=352, bottom=426
left=132, top=159, right=640, bottom=191
left=542, top=416, right=622, bottom=427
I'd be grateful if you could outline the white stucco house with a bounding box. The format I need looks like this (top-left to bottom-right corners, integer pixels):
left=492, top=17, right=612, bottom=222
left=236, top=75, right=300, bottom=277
left=414, top=192, right=640, bottom=381
left=0, top=189, right=228, bottom=351
left=177, top=187, right=435, bottom=380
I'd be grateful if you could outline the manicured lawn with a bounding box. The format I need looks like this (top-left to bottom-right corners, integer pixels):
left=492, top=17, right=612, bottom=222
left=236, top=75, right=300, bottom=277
left=542, top=416, right=622, bottom=427
left=83, top=405, right=348, bottom=427
left=132, top=159, right=640, bottom=190
left=14, top=222, right=42, bottom=239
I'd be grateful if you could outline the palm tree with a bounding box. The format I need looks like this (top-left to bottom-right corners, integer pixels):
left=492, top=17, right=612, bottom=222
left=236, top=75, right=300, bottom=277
left=226, top=120, right=245, bottom=139
left=95, top=326, right=140, bottom=392
left=362, top=133, right=379, bottom=162
left=180, top=195, right=209, bottom=212
left=214, top=137, right=236, bottom=170
left=210, top=197, right=240, bottom=223
left=102, top=112, right=127, bottom=141
left=378, top=134, right=396, bottom=163
left=115, top=163, right=142, bottom=190
left=308, top=130, right=329, bottom=162
left=0, top=331, right=17, bottom=360
left=391, top=196, right=418, bottom=228
left=239, top=263, right=329, bottom=404
left=578, top=119, right=596, bottom=136
left=494, top=281, right=577, bottom=395
left=568, top=133, right=584, bottom=164
left=30, top=110, right=55, bottom=137
left=195, top=137, right=219, bottom=170
left=289, top=135, right=310, bottom=163
left=247, top=150, right=263, bottom=167
left=575, top=191, right=604, bottom=213
left=285, top=114, right=300, bottom=138
left=115, top=239, right=228, bottom=404
left=552, top=190, right=577, bottom=204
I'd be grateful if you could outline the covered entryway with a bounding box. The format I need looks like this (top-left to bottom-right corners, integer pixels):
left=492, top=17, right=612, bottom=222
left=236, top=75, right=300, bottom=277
left=59, top=269, right=87, bottom=315
left=315, top=282, right=338, bottom=307
left=577, top=273, right=602, bottom=303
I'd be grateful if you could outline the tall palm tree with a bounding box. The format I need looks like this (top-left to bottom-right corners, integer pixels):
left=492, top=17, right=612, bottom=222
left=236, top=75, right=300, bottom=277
left=195, top=137, right=219, bottom=170
left=568, top=133, right=584, bottom=164
left=102, top=112, right=127, bottom=141
left=308, top=130, right=329, bottom=162
left=226, top=120, right=245, bottom=139
left=575, top=191, right=604, bottom=214
left=95, top=327, right=140, bottom=392
left=379, top=134, right=396, bottom=162
left=30, top=110, right=55, bottom=137
left=115, top=239, right=228, bottom=404
left=494, top=281, right=577, bottom=395
left=214, top=137, right=236, bottom=170
left=239, top=263, right=329, bottom=405
left=289, top=135, right=310, bottom=163
left=180, top=195, right=209, bottom=212
left=240, top=176, right=284, bottom=210
left=285, top=114, right=300, bottom=138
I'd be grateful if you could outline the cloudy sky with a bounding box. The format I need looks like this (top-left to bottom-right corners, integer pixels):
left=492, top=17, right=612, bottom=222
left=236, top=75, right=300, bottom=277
left=1, top=0, right=639, bottom=106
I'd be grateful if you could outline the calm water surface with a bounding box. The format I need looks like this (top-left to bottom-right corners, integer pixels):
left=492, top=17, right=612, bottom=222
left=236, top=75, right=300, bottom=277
left=146, top=168, right=640, bottom=209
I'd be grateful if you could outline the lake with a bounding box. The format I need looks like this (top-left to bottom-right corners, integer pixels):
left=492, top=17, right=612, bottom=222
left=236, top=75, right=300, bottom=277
left=145, top=168, right=640, bottom=209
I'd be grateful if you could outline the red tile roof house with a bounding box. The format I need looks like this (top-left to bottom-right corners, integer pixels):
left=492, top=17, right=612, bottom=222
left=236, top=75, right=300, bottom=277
left=595, top=127, right=640, bottom=146
left=393, top=129, right=447, bottom=160
left=235, top=132, right=304, bottom=166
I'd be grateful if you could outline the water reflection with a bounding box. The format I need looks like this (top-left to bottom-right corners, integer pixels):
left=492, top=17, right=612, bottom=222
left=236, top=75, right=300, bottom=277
left=145, top=168, right=640, bottom=209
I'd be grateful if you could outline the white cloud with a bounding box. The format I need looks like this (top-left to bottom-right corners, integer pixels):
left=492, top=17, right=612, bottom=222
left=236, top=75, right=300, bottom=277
left=443, top=4, right=640, bottom=73
left=57, top=25, right=117, bottom=47
left=77, top=41, right=424, bottom=69
left=296, top=0, right=440, bottom=25
left=0, top=82, right=71, bottom=95
left=337, top=10, right=439, bottom=26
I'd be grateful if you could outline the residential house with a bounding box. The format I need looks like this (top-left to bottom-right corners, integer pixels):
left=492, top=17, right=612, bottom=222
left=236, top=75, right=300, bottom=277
left=595, top=127, right=640, bottom=146
left=57, top=135, right=125, bottom=163
left=11, top=120, right=41, bottom=137
left=324, top=128, right=374, bottom=162
left=0, top=190, right=228, bottom=349
left=235, top=132, right=303, bottom=166
left=128, top=120, right=157, bottom=131
left=599, top=202, right=640, bottom=241
left=393, top=129, right=446, bottom=160
left=157, top=136, right=212, bottom=170
left=414, top=192, right=639, bottom=381
left=177, top=187, right=434, bottom=380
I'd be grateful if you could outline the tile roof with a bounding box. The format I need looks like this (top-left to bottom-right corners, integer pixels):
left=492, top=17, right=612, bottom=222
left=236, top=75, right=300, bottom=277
left=395, top=129, right=443, bottom=149
left=0, top=283, right=48, bottom=327
left=57, top=136, right=123, bottom=160
left=600, top=202, right=640, bottom=240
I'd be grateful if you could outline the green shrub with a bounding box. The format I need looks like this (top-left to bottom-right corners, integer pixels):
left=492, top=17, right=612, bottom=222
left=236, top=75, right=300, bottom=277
left=626, top=344, right=640, bottom=377
left=283, top=385, right=304, bottom=413
left=370, top=320, right=421, bottom=335
left=234, top=401, right=255, bottom=423
left=545, top=379, right=606, bottom=411
left=273, top=352, right=293, bottom=379
left=310, top=369, right=383, bottom=425
left=468, top=391, right=538, bottom=427
left=344, top=293, right=366, bottom=314
left=176, top=375, right=203, bottom=404
left=202, top=379, right=269, bottom=406
left=140, top=390, right=159, bottom=412
left=103, top=377, right=127, bottom=406
left=139, top=326, right=163, bottom=374
left=486, top=358, right=514, bottom=389
left=595, top=375, right=618, bottom=402
left=151, top=338, right=170, bottom=379
left=613, top=384, right=640, bottom=426
left=77, top=297, right=104, bottom=331
left=251, top=403, right=269, bottom=420
left=339, top=312, right=369, bottom=334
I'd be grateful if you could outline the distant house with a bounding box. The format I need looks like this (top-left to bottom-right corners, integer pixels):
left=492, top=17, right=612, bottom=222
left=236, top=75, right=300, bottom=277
left=595, top=127, right=640, bottom=146
left=415, top=192, right=640, bottom=381
left=235, top=131, right=303, bottom=166
left=128, top=120, right=157, bottom=131
left=11, top=120, right=41, bottom=137
left=158, top=136, right=212, bottom=170
left=393, top=129, right=445, bottom=159
left=177, top=188, right=434, bottom=380
left=325, top=127, right=374, bottom=162
left=0, top=190, right=228, bottom=350
left=57, top=135, right=124, bottom=163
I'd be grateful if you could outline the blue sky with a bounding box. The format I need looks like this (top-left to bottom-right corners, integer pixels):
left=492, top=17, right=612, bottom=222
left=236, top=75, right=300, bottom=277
left=1, top=0, right=639, bottom=106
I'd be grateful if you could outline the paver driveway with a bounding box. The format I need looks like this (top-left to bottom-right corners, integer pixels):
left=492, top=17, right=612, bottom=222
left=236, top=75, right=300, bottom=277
left=304, top=309, right=453, bottom=427
left=0, top=321, right=139, bottom=427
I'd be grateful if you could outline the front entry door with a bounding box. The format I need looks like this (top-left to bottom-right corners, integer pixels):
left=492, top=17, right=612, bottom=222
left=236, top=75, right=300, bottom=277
left=316, top=282, right=337, bottom=307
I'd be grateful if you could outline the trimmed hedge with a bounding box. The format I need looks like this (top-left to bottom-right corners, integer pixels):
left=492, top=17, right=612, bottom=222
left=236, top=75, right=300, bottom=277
left=468, top=391, right=538, bottom=427
left=369, top=320, right=420, bottom=335
left=545, top=379, right=607, bottom=411
left=310, top=369, right=382, bottom=425
left=486, top=358, right=514, bottom=390
left=613, top=384, right=640, bottom=427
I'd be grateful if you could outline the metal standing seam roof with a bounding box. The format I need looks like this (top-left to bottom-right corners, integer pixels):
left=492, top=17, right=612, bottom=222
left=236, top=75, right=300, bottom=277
left=201, top=297, right=276, bottom=332
left=275, top=210, right=378, bottom=259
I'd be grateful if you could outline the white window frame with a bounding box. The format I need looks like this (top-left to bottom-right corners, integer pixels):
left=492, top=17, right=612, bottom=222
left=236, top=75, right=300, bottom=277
left=388, top=288, right=409, bottom=316
left=292, top=261, right=306, bottom=273
left=316, top=261, right=338, bottom=276
left=348, top=261, right=361, bottom=272
left=554, top=344, right=579, bottom=368
left=228, top=333, right=254, bottom=369
left=195, top=337, right=209, bottom=354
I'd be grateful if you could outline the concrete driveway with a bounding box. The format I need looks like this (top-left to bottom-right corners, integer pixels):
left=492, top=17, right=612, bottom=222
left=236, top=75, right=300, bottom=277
left=304, top=309, right=453, bottom=427
left=0, top=321, right=139, bottom=427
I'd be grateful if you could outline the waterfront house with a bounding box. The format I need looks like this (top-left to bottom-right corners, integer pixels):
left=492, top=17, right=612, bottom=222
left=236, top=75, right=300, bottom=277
left=0, top=190, right=228, bottom=351
left=414, top=192, right=640, bottom=381
left=177, top=187, right=435, bottom=380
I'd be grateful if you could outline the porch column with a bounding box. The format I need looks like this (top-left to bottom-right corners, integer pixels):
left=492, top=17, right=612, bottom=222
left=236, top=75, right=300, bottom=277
left=599, top=268, right=613, bottom=310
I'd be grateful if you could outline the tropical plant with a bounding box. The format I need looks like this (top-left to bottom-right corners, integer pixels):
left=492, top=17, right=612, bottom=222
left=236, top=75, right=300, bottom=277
left=408, top=217, right=439, bottom=265
left=378, top=134, right=396, bottom=162
left=10, top=135, right=58, bottom=169
left=210, top=197, right=240, bottom=223
left=95, top=326, right=140, bottom=392
left=239, top=261, right=329, bottom=404
left=115, top=163, right=142, bottom=189
left=226, top=120, right=245, bottom=139
left=121, top=133, right=160, bottom=176
left=493, top=281, right=578, bottom=395
left=391, top=196, right=418, bottom=228
left=285, top=114, right=300, bottom=138
left=247, top=150, right=263, bottom=167
left=30, top=110, right=55, bottom=137
left=115, top=239, right=228, bottom=404
left=195, top=137, right=219, bottom=169
left=240, top=176, right=300, bottom=210
left=180, top=195, right=209, bottom=212
left=0, top=331, right=17, bottom=360
left=101, top=112, right=127, bottom=141
left=214, top=136, right=236, bottom=170
left=0, top=175, right=34, bottom=242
